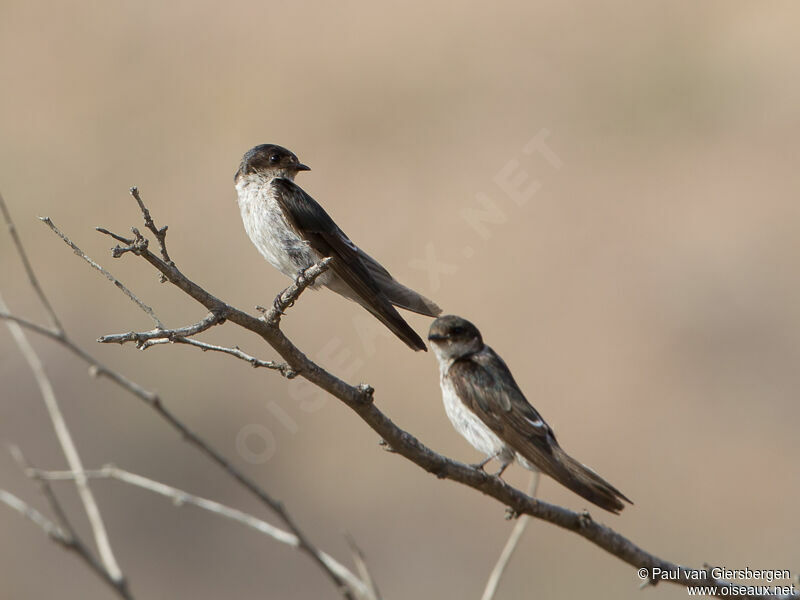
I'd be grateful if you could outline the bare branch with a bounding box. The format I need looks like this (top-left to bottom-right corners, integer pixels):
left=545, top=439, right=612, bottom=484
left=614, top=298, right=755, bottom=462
left=0, top=489, right=69, bottom=542
left=260, top=257, right=333, bottom=327
left=0, top=311, right=63, bottom=339
left=6, top=448, right=133, bottom=600
left=95, top=227, right=133, bottom=245
left=140, top=336, right=297, bottom=378
left=97, top=310, right=224, bottom=346
left=10, top=445, right=78, bottom=541
left=0, top=226, right=356, bottom=600
left=482, top=472, right=540, bottom=600
left=0, top=192, right=63, bottom=332
left=0, top=292, right=126, bottom=586
left=0, top=309, right=155, bottom=400
left=129, top=187, right=172, bottom=265
left=2, top=311, right=356, bottom=600
left=41, top=216, right=164, bottom=328
left=75, top=189, right=796, bottom=600
left=30, top=466, right=376, bottom=600
left=0, top=487, right=126, bottom=595
left=1, top=198, right=357, bottom=599
left=346, top=534, right=382, bottom=600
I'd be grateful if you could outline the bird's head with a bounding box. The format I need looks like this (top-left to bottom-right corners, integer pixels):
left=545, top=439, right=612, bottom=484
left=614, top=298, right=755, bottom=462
left=236, top=144, right=310, bottom=182
left=427, top=315, right=483, bottom=361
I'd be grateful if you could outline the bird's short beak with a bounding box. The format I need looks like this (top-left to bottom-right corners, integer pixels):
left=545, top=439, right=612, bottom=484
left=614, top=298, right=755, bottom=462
left=295, top=163, right=311, bottom=172
left=427, top=333, right=447, bottom=341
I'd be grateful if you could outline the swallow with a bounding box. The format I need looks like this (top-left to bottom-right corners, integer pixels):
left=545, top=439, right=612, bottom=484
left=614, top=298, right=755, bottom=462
left=429, top=315, right=632, bottom=513
left=235, top=144, right=441, bottom=350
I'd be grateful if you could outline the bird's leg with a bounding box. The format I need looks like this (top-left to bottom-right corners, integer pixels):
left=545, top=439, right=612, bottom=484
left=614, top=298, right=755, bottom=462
left=493, top=461, right=511, bottom=479
left=492, top=448, right=515, bottom=478
left=471, top=453, right=498, bottom=471
left=273, top=267, right=310, bottom=313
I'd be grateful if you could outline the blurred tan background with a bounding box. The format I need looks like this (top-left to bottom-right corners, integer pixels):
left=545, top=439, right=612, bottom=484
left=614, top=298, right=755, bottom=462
left=1, top=1, right=799, bottom=598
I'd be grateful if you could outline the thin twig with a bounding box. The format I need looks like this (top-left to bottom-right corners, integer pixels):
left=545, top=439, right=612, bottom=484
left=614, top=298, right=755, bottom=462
left=0, top=312, right=293, bottom=380
left=0, top=489, right=69, bottom=541
left=0, top=207, right=359, bottom=599
left=261, top=257, right=333, bottom=327
left=346, top=534, right=382, bottom=600
left=0, top=192, right=63, bottom=332
left=129, top=187, right=172, bottom=265
left=30, top=465, right=375, bottom=599
left=0, top=490, right=132, bottom=599
left=140, top=336, right=297, bottom=378
left=97, top=311, right=224, bottom=346
left=7, top=448, right=133, bottom=600
left=0, top=293, right=126, bottom=586
left=95, top=227, right=133, bottom=245
left=0, top=312, right=63, bottom=339
left=482, top=472, right=540, bottom=600
left=77, top=189, right=796, bottom=600
left=0, top=307, right=352, bottom=597
left=41, top=216, right=164, bottom=329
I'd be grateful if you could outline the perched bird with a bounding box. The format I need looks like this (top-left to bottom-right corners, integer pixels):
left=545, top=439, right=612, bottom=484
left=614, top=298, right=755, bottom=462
left=235, top=144, right=441, bottom=351
left=428, top=315, right=632, bottom=513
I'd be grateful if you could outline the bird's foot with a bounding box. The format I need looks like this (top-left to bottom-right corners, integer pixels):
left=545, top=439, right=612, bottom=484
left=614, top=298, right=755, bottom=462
left=504, top=506, right=519, bottom=520
left=294, top=267, right=310, bottom=287
left=492, top=462, right=510, bottom=479
left=471, top=452, right=501, bottom=472
left=271, top=294, right=291, bottom=315
left=470, top=457, right=492, bottom=472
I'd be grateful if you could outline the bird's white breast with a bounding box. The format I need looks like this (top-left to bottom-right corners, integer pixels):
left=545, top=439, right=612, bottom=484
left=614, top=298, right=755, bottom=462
left=235, top=177, right=319, bottom=279
left=438, top=363, right=507, bottom=460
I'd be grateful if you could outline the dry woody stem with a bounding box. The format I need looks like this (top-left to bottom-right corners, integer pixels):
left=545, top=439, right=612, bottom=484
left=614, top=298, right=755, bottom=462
left=79, top=190, right=795, bottom=600
left=1, top=192, right=371, bottom=600
left=2, top=186, right=796, bottom=600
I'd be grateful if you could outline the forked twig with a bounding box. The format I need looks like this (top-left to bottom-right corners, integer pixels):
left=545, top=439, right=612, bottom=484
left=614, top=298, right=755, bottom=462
left=0, top=293, right=126, bottom=588
left=139, top=336, right=297, bottom=377
left=97, top=311, right=224, bottom=346
left=29, top=465, right=376, bottom=599
left=1, top=196, right=370, bottom=600
left=41, top=216, right=164, bottom=328
left=5, top=448, right=133, bottom=599
left=130, top=186, right=172, bottom=265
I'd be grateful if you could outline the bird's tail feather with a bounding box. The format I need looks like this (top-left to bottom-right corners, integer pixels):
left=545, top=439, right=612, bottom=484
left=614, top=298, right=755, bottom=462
left=378, top=279, right=441, bottom=317
left=361, top=300, right=429, bottom=351
left=546, top=445, right=632, bottom=514
left=358, top=249, right=441, bottom=317
left=322, top=272, right=429, bottom=351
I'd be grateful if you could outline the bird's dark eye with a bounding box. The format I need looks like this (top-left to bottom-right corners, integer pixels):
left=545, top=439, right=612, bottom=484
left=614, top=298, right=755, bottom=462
left=269, top=154, right=280, bottom=164
left=451, top=326, right=464, bottom=335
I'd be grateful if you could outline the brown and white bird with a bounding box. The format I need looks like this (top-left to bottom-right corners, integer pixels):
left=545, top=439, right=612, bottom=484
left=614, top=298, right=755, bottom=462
left=428, top=315, right=632, bottom=513
left=234, top=144, right=441, bottom=351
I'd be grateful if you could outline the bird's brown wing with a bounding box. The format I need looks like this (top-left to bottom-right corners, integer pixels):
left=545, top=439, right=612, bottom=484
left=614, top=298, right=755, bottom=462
left=270, top=178, right=427, bottom=351
left=449, top=349, right=558, bottom=467
left=449, top=348, right=631, bottom=513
